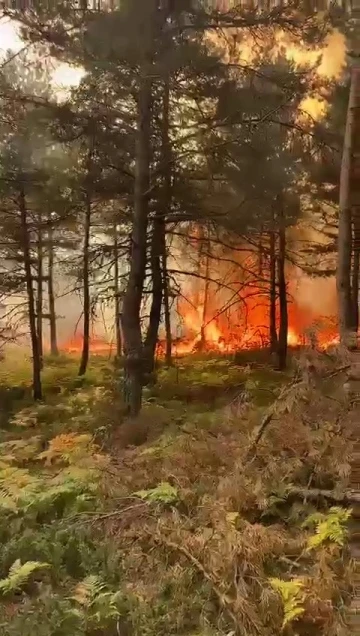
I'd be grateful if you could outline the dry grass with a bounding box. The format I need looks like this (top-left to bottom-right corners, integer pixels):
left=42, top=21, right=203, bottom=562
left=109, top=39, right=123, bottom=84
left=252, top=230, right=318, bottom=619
left=90, top=349, right=356, bottom=636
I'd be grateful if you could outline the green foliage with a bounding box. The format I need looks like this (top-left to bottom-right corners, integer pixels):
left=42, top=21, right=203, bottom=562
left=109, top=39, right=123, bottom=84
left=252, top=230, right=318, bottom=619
left=135, top=482, right=179, bottom=505
left=0, top=352, right=353, bottom=636
left=302, top=506, right=351, bottom=550
left=71, top=574, right=123, bottom=628
left=0, top=559, right=50, bottom=595
left=269, top=577, right=305, bottom=628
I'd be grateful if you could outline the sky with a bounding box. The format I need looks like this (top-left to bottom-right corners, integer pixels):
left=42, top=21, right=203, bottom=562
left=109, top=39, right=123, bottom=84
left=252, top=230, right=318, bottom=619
left=0, top=14, right=346, bottom=103
left=0, top=16, right=84, bottom=94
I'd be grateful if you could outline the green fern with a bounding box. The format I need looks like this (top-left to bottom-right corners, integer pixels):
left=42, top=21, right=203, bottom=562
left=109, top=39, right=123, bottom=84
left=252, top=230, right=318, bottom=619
left=269, top=577, right=305, bottom=628
left=72, top=575, right=106, bottom=607
left=0, top=559, right=50, bottom=594
left=302, top=506, right=351, bottom=550
left=134, top=481, right=178, bottom=505
left=72, top=575, right=122, bottom=627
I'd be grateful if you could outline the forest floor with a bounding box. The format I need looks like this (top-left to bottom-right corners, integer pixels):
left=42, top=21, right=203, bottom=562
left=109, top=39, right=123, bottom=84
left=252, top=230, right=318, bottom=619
left=0, top=347, right=356, bottom=636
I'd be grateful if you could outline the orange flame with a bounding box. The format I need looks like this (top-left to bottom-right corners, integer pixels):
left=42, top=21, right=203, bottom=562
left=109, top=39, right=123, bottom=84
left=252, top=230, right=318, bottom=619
left=158, top=284, right=339, bottom=357
left=60, top=334, right=113, bottom=355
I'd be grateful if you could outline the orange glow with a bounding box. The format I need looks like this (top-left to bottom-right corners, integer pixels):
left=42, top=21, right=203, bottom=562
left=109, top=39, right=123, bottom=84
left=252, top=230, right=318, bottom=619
left=57, top=281, right=339, bottom=360
left=157, top=278, right=339, bottom=357
left=59, top=334, right=113, bottom=356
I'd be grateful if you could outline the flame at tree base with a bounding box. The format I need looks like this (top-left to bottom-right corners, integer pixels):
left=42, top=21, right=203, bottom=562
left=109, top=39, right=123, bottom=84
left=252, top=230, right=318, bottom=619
left=157, top=320, right=339, bottom=358
left=156, top=288, right=339, bottom=357
left=58, top=334, right=113, bottom=356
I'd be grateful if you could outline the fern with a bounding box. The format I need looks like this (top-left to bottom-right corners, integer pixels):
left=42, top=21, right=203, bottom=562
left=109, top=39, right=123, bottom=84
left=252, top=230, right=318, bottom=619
left=0, top=559, right=50, bottom=594
left=302, top=506, right=351, bottom=550
left=37, top=434, right=96, bottom=466
left=72, top=575, right=107, bottom=607
left=269, top=577, right=305, bottom=629
left=72, top=575, right=122, bottom=627
left=134, top=481, right=178, bottom=504
left=0, top=437, right=42, bottom=464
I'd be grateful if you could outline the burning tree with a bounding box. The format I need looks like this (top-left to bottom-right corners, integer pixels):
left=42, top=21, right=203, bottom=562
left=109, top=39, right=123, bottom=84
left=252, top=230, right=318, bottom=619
left=0, top=0, right=343, bottom=413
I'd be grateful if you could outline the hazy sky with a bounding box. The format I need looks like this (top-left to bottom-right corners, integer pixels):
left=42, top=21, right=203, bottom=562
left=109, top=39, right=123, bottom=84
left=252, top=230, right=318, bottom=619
left=0, top=16, right=84, bottom=93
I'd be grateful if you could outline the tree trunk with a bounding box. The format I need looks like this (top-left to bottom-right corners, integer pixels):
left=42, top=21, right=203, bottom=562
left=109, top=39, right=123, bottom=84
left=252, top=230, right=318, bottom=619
left=113, top=223, right=122, bottom=359
left=197, top=225, right=210, bottom=351
left=47, top=224, right=58, bottom=356
left=36, top=212, right=43, bottom=368
left=19, top=183, right=42, bottom=401
left=160, top=76, right=172, bottom=367
left=200, top=241, right=210, bottom=350
left=337, top=65, right=360, bottom=348
left=350, top=62, right=360, bottom=346
left=258, top=231, right=264, bottom=277
left=277, top=202, right=288, bottom=371
left=162, top=248, right=172, bottom=366
left=78, top=191, right=91, bottom=377
left=269, top=229, right=277, bottom=353
left=351, top=246, right=359, bottom=335
left=144, top=216, right=163, bottom=380
left=121, top=68, right=153, bottom=416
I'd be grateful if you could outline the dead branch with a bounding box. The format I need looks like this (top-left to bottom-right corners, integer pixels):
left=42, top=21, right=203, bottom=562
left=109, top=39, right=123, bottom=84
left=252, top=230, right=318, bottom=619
left=284, top=487, right=360, bottom=506
left=244, top=363, right=353, bottom=463
left=150, top=534, right=241, bottom=634
left=244, top=377, right=302, bottom=462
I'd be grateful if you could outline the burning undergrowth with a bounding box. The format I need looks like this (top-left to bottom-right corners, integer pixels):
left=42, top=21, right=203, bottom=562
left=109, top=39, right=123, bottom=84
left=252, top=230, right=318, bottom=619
left=93, top=349, right=354, bottom=636
left=55, top=227, right=338, bottom=360
left=160, top=230, right=338, bottom=357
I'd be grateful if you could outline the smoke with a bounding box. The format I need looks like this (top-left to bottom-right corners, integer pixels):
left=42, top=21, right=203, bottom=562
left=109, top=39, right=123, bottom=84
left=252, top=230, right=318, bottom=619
left=292, top=273, right=336, bottom=317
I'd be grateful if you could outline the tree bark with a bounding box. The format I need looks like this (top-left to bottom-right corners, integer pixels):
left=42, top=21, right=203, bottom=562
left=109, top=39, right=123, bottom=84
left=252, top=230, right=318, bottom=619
left=113, top=223, right=122, bottom=359
left=337, top=66, right=360, bottom=348
left=269, top=229, right=277, bottom=353
left=196, top=225, right=210, bottom=352
left=36, top=211, right=43, bottom=368
left=121, top=68, right=153, bottom=416
left=144, top=216, right=163, bottom=380
left=19, top=183, right=42, bottom=401
left=277, top=200, right=288, bottom=371
left=78, top=190, right=91, bottom=377
left=47, top=223, right=58, bottom=356
left=162, top=248, right=172, bottom=366
left=351, top=246, right=359, bottom=335
left=160, top=76, right=172, bottom=367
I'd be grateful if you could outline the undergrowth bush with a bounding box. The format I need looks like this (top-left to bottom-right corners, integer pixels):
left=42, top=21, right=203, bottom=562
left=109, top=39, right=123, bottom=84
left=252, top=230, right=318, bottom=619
left=0, top=351, right=355, bottom=636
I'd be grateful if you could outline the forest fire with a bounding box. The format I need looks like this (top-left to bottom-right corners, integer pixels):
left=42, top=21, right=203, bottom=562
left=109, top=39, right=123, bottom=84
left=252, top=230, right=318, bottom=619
left=157, top=286, right=339, bottom=356
left=58, top=282, right=338, bottom=359
left=60, top=334, right=113, bottom=356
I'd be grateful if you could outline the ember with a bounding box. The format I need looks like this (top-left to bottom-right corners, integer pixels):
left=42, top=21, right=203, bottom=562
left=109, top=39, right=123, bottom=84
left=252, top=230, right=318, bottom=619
left=157, top=281, right=339, bottom=357
left=60, top=334, right=113, bottom=356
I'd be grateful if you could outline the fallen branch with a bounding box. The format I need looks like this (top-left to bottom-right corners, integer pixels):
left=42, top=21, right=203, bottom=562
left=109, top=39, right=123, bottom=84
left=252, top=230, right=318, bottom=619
left=244, top=377, right=302, bottom=462
left=282, top=487, right=359, bottom=506
left=150, top=534, right=241, bottom=633
left=244, top=362, right=352, bottom=463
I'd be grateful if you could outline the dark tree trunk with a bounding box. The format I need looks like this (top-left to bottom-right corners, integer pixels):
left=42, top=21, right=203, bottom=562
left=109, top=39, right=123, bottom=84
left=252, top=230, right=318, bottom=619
left=47, top=224, right=58, bottom=356
left=144, top=216, right=163, bottom=380
left=197, top=226, right=210, bottom=352
left=258, top=231, right=264, bottom=277
left=113, top=223, right=122, bottom=359
left=160, top=76, right=172, bottom=367
left=337, top=66, right=360, bottom=347
left=200, top=239, right=210, bottom=351
left=78, top=191, right=91, bottom=377
left=19, top=183, right=42, bottom=401
left=36, top=212, right=43, bottom=368
left=351, top=246, right=359, bottom=336
left=277, top=203, right=288, bottom=371
left=162, top=249, right=172, bottom=366
left=269, top=229, right=277, bottom=353
left=121, top=69, right=153, bottom=416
